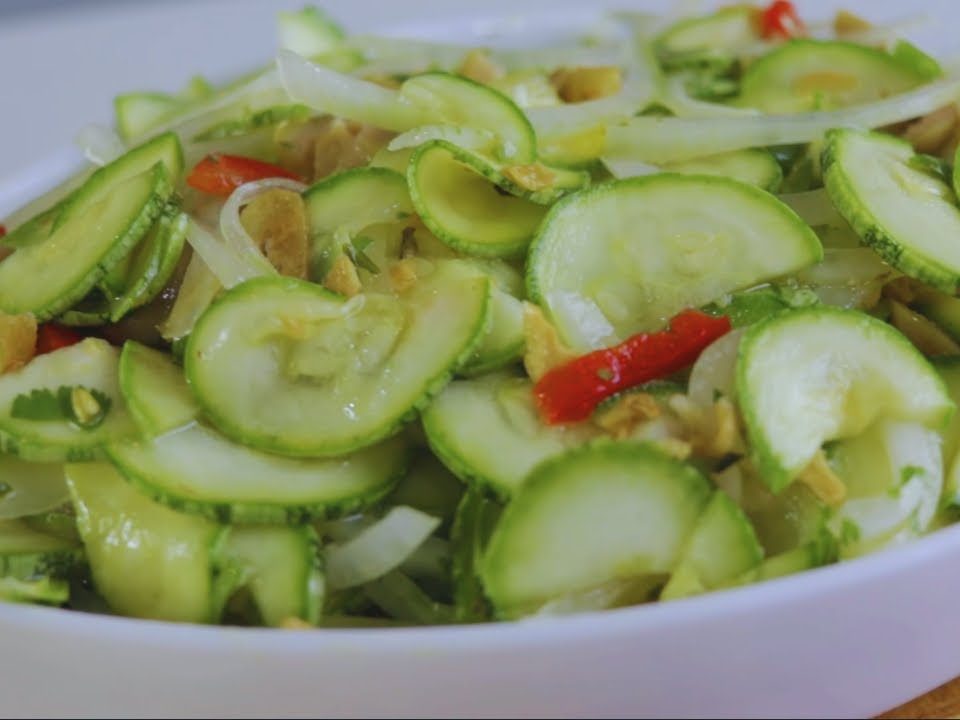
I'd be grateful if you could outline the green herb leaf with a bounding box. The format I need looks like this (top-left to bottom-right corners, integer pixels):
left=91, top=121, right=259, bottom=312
left=10, top=386, right=112, bottom=430
left=11, top=389, right=66, bottom=422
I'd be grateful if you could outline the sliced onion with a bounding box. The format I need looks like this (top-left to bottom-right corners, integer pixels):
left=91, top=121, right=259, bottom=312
left=75, top=124, right=126, bottom=166
left=688, top=328, right=745, bottom=408
left=607, top=76, right=960, bottom=163
left=219, top=177, right=306, bottom=282
left=602, top=157, right=661, bottom=179
left=0, top=458, right=69, bottom=520
left=159, top=251, right=222, bottom=341
left=363, top=570, right=453, bottom=624
left=184, top=220, right=266, bottom=289
left=660, top=75, right=761, bottom=119
left=325, top=506, right=440, bottom=590
left=278, top=50, right=428, bottom=132
left=779, top=189, right=848, bottom=229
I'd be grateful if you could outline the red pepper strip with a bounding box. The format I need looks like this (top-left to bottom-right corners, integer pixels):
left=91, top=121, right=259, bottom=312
left=759, top=0, right=806, bottom=39
left=36, top=324, right=84, bottom=355
left=186, top=154, right=302, bottom=197
left=534, top=310, right=732, bottom=425
left=0, top=225, right=6, bottom=238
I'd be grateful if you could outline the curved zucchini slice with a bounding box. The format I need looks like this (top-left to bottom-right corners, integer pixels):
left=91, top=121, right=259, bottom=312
left=824, top=128, right=960, bottom=292
left=400, top=72, right=537, bottom=164
left=67, top=462, right=224, bottom=623
left=423, top=373, right=595, bottom=499
left=0, top=455, right=70, bottom=521
left=55, top=132, right=183, bottom=229
left=0, top=339, right=137, bottom=462
left=302, top=167, right=414, bottom=280
left=480, top=441, right=712, bottom=617
left=106, top=424, right=408, bottom=524
left=187, top=261, right=490, bottom=457
left=119, top=341, right=199, bottom=437
left=738, top=40, right=931, bottom=114
left=451, top=487, right=501, bottom=622
left=409, top=141, right=547, bottom=258
left=737, top=307, right=953, bottom=492
left=0, top=165, right=171, bottom=320
left=219, top=525, right=323, bottom=626
left=660, top=491, right=762, bottom=601
left=663, top=149, right=783, bottom=192
left=460, top=260, right=526, bottom=377
left=655, top=5, right=759, bottom=64
left=527, top=174, right=822, bottom=351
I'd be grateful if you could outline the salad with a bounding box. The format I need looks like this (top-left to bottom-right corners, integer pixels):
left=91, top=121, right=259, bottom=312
left=0, top=1, right=959, bottom=627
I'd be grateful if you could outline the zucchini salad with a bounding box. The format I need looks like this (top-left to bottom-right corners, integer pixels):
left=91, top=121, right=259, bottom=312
left=1, top=2, right=959, bottom=627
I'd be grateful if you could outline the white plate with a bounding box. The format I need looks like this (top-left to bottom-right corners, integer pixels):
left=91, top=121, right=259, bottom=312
left=1, top=1, right=959, bottom=717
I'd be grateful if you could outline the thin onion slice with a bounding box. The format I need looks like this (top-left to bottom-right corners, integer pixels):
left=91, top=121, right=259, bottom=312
left=75, top=124, right=126, bottom=166
left=607, top=76, right=960, bottom=163
left=159, top=250, right=222, bottom=341
left=325, top=506, right=440, bottom=590
left=184, top=220, right=265, bottom=289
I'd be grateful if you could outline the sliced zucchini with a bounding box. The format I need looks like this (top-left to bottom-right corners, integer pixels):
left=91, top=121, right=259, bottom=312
left=118, top=341, right=199, bottom=437
left=916, top=289, right=960, bottom=342
left=460, top=260, right=526, bottom=376
left=0, top=203, right=61, bottom=250
left=655, top=6, right=759, bottom=64
left=0, top=517, right=83, bottom=583
left=108, top=204, right=189, bottom=322
left=935, top=358, right=960, bottom=508
left=823, top=128, right=960, bottom=293
left=450, top=487, right=501, bottom=622
left=828, top=419, right=942, bottom=558
left=220, top=525, right=323, bottom=626
left=422, top=373, right=594, bottom=499
left=278, top=6, right=345, bottom=57
left=663, top=149, right=783, bottom=192
left=302, top=167, right=414, bottom=279
left=738, top=40, right=931, bottom=114
left=192, top=104, right=312, bottom=143
left=388, top=453, right=465, bottom=534
left=408, top=141, right=547, bottom=258
left=737, top=307, right=953, bottom=492
left=107, top=424, right=407, bottom=524
left=527, top=174, right=822, bottom=351
left=0, top=339, right=137, bottom=462
left=115, top=93, right=181, bottom=143
left=67, top=462, right=225, bottom=623
left=0, top=165, right=171, bottom=320
left=0, top=575, right=69, bottom=606
left=399, top=72, right=537, bottom=163
left=723, top=537, right=836, bottom=588
left=55, top=133, right=183, bottom=228
left=660, top=491, right=763, bottom=601
left=480, top=441, right=712, bottom=617
left=186, top=260, right=490, bottom=457
left=0, top=455, right=70, bottom=520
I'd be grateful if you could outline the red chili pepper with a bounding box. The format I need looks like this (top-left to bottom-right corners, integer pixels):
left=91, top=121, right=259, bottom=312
left=36, top=324, right=84, bottom=355
left=0, top=225, right=6, bottom=239
left=533, top=310, right=732, bottom=425
left=186, top=154, right=301, bottom=197
left=759, top=0, right=806, bottom=39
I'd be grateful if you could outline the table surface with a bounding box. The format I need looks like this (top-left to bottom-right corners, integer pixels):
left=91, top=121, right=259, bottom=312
left=881, top=677, right=960, bottom=718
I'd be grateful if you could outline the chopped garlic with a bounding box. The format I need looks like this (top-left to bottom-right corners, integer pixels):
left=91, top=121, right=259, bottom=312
left=457, top=49, right=505, bottom=84
left=522, top=302, right=576, bottom=382
left=239, top=188, right=310, bottom=279
left=324, top=253, right=362, bottom=297
left=902, top=105, right=958, bottom=155
left=797, top=451, right=847, bottom=507
left=593, top=392, right=661, bottom=440
left=389, top=258, right=419, bottom=293
left=0, top=312, right=36, bottom=374
left=833, top=9, right=873, bottom=35
left=551, top=66, right=623, bottom=103
left=503, top=163, right=557, bottom=192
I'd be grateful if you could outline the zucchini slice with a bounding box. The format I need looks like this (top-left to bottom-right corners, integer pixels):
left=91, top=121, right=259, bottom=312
left=823, top=128, right=960, bottom=292
left=422, top=373, right=593, bottom=499
left=662, top=149, right=783, bottom=192
left=527, top=174, right=822, bottom=351
left=480, top=441, right=712, bottom=617
left=67, top=462, right=225, bottom=623
left=0, top=517, right=83, bottom=585
left=0, top=339, right=137, bottom=462
left=738, top=40, right=932, bottom=114
left=106, top=425, right=408, bottom=524
left=408, top=141, right=547, bottom=258
left=655, top=6, right=759, bottom=64
left=660, top=491, right=762, bottom=601
left=459, top=260, right=526, bottom=377
left=737, top=307, right=953, bottom=492
left=0, top=165, right=171, bottom=320
left=220, top=525, right=324, bottom=626
left=399, top=72, right=537, bottom=164
left=186, top=260, right=490, bottom=457
left=118, top=341, right=200, bottom=438
left=451, top=487, right=501, bottom=622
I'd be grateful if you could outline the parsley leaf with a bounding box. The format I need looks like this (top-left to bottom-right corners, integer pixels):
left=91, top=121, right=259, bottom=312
left=10, top=386, right=112, bottom=430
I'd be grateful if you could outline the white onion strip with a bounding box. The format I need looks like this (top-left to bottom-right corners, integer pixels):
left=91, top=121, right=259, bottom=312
left=219, top=177, right=306, bottom=283
left=325, top=506, right=440, bottom=591
left=185, top=220, right=266, bottom=289
left=75, top=124, right=126, bottom=166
